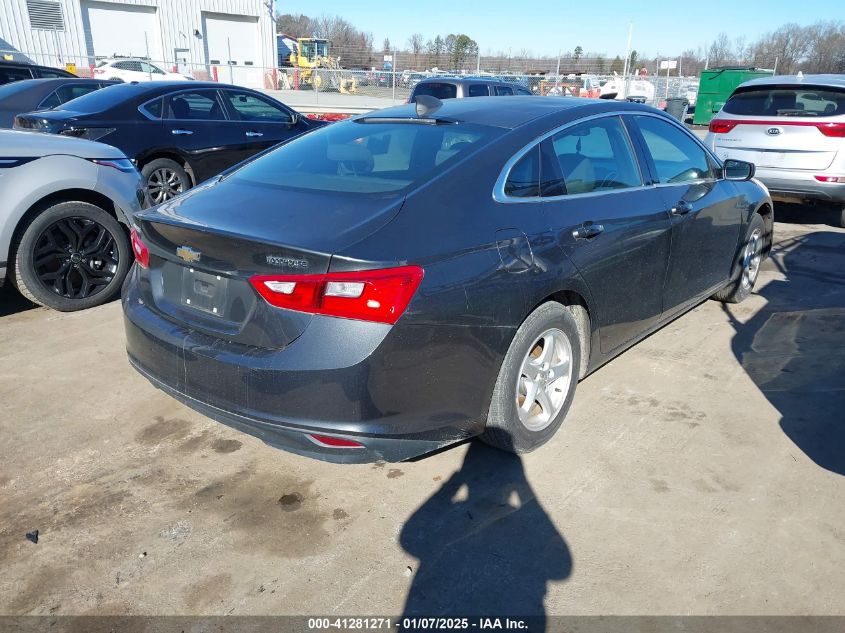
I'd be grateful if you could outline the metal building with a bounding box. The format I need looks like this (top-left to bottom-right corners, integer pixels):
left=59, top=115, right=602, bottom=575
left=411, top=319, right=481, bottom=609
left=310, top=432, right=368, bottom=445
left=0, top=0, right=277, bottom=87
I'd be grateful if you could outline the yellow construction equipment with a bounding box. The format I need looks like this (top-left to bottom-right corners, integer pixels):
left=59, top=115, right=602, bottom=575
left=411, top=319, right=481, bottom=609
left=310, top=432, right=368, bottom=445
left=290, top=38, right=357, bottom=93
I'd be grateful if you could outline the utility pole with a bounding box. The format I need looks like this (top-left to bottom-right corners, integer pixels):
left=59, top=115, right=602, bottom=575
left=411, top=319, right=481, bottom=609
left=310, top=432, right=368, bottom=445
left=622, top=22, right=633, bottom=99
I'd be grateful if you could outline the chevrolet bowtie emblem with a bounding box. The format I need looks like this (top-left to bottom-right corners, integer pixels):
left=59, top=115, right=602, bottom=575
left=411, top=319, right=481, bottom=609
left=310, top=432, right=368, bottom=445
left=176, top=246, right=201, bottom=263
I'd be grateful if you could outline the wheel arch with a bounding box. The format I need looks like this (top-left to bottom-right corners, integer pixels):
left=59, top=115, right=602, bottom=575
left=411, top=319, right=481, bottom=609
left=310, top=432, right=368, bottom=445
left=527, top=288, right=593, bottom=379
left=136, top=150, right=196, bottom=187
left=754, top=201, right=774, bottom=257
left=11, top=188, right=129, bottom=250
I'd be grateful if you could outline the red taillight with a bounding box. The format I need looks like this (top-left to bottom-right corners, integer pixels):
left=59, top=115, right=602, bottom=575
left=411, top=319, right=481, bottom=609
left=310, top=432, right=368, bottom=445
left=130, top=227, right=149, bottom=269
left=308, top=434, right=364, bottom=448
left=814, top=175, right=845, bottom=183
left=817, top=122, right=845, bottom=138
left=709, top=120, right=737, bottom=134
left=93, top=68, right=105, bottom=75
left=250, top=265, right=424, bottom=325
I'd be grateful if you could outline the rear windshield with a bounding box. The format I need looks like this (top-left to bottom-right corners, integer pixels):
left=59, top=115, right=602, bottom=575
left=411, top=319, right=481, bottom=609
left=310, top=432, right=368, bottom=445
left=229, top=119, right=499, bottom=195
left=724, top=86, right=845, bottom=117
left=413, top=82, right=458, bottom=101
left=51, top=83, right=132, bottom=112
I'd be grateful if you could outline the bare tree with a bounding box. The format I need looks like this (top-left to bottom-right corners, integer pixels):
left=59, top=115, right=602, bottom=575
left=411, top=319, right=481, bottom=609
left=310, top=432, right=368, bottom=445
left=408, top=33, right=423, bottom=68
left=707, top=32, right=733, bottom=67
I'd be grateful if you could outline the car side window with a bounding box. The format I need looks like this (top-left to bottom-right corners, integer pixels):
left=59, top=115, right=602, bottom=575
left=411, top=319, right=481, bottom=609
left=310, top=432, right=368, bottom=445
left=467, top=84, right=488, bottom=97
left=0, top=67, right=34, bottom=83
left=504, top=146, right=540, bottom=198
left=54, top=83, right=101, bottom=104
left=142, top=62, right=166, bottom=75
left=165, top=91, right=226, bottom=121
left=140, top=97, right=163, bottom=119
left=540, top=116, right=641, bottom=196
left=515, top=87, right=533, bottom=96
left=635, top=116, right=715, bottom=184
left=36, top=68, right=69, bottom=79
left=225, top=91, right=292, bottom=122
left=495, top=85, right=514, bottom=96
left=38, top=90, right=63, bottom=109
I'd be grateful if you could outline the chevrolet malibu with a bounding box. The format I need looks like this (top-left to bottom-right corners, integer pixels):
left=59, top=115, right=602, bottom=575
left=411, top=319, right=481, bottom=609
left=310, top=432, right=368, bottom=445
left=124, top=96, right=772, bottom=463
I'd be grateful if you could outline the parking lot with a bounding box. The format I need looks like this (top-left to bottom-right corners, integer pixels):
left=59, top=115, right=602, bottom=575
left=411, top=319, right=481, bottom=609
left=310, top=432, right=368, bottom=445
left=2, top=212, right=843, bottom=616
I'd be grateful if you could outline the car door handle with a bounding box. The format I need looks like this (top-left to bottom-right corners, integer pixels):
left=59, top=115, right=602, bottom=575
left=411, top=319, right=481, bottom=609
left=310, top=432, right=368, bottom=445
left=171, top=129, right=193, bottom=135
left=671, top=200, right=693, bottom=216
left=572, top=224, right=605, bottom=240
left=245, top=131, right=264, bottom=137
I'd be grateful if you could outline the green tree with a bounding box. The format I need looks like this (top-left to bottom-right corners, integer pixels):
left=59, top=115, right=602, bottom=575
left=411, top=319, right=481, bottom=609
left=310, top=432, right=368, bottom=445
left=573, top=45, right=583, bottom=61
left=628, top=49, right=639, bottom=72
left=610, top=55, right=623, bottom=73
left=444, top=33, right=478, bottom=70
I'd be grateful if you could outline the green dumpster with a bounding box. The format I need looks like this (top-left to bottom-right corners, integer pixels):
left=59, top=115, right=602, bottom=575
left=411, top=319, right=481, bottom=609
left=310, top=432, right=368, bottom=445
left=692, top=67, right=774, bottom=126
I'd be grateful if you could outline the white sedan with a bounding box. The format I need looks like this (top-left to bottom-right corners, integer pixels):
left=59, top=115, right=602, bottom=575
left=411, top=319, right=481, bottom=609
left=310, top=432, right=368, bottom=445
left=93, top=59, right=191, bottom=83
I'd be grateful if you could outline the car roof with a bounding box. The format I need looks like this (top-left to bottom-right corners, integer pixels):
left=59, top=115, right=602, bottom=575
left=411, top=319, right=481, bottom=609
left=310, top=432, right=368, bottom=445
left=358, top=96, right=655, bottom=130
left=738, top=74, right=845, bottom=90
left=416, top=76, right=514, bottom=86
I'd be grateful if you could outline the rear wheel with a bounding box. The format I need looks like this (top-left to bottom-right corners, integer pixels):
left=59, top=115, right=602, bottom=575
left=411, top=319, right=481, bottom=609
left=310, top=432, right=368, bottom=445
left=142, top=158, right=190, bottom=205
left=482, top=302, right=581, bottom=454
left=838, top=205, right=845, bottom=229
left=12, top=201, right=130, bottom=311
left=713, top=213, right=765, bottom=304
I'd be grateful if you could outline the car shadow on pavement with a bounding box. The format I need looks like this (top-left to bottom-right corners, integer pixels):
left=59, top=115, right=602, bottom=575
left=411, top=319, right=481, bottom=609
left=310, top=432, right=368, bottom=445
left=725, top=228, right=845, bottom=476
left=774, top=201, right=842, bottom=229
left=399, top=438, right=571, bottom=627
left=0, top=283, right=38, bottom=317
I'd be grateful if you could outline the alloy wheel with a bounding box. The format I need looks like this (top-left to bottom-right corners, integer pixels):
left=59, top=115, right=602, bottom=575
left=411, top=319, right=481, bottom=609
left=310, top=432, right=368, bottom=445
left=515, top=328, right=574, bottom=431
left=32, top=217, right=119, bottom=299
left=147, top=167, right=184, bottom=204
left=741, top=228, right=763, bottom=289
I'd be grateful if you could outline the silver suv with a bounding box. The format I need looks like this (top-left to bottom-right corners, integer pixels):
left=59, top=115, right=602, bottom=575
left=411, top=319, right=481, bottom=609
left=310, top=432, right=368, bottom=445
left=705, top=74, right=845, bottom=227
left=0, top=130, right=144, bottom=310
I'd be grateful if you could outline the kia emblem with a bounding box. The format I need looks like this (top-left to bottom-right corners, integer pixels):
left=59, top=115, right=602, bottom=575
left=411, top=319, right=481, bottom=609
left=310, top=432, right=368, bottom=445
left=766, top=127, right=782, bottom=136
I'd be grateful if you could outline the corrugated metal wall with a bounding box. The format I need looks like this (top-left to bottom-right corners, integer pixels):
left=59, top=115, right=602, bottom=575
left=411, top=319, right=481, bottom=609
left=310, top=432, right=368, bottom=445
left=0, top=0, right=276, bottom=81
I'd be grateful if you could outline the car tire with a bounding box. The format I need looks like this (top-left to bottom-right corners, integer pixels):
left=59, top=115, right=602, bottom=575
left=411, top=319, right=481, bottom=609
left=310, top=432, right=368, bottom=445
left=838, top=205, right=845, bottom=229
left=713, top=213, right=766, bottom=304
left=142, top=158, right=190, bottom=205
left=481, top=302, right=581, bottom=454
left=11, top=201, right=130, bottom=312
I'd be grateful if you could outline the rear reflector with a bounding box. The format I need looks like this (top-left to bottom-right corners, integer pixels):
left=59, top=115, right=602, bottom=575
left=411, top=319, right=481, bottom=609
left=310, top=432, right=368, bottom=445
left=308, top=434, right=364, bottom=448
left=130, top=227, right=149, bottom=269
left=814, top=175, right=845, bottom=183
left=250, top=265, right=424, bottom=325
left=709, top=119, right=845, bottom=137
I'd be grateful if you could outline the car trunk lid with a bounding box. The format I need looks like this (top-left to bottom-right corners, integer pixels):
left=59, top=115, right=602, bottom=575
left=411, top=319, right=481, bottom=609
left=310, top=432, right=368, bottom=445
left=134, top=177, right=405, bottom=349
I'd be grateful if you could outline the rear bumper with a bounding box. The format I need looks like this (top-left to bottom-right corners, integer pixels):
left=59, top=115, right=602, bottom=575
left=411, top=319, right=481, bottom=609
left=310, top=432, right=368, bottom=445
left=752, top=168, right=845, bottom=204
left=122, top=268, right=510, bottom=462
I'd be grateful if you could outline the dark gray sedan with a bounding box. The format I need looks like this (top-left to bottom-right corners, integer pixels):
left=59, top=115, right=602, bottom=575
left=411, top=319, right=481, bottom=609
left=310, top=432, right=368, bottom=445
left=124, top=97, right=772, bottom=463
left=0, top=78, right=117, bottom=128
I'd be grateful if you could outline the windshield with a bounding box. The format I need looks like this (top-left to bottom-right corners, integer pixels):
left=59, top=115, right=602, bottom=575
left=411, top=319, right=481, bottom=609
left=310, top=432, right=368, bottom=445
left=724, top=86, right=845, bottom=117
left=300, top=40, right=329, bottom=60
left=229, top=119, right=499, bottom=195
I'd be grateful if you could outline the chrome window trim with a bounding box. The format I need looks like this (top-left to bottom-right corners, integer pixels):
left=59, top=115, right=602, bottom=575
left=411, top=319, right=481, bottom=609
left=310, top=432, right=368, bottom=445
left=493, top=110, right=721, bottom=204
left=138, top=88, right=229, bottom=122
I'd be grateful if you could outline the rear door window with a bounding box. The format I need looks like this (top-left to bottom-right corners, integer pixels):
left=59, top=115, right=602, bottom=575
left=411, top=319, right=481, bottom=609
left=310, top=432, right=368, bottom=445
left=467, top=84, right=489, bottom=97
left=414, top=82, right=458, bottom=100
left=0, top=66, right=34, bottom=84
left=724, top=86, right=845, bottom=117
left=224, top=90, right=292, bottom=122
left=495, top=85, right=514, bottom=96
left=166, top=91, right=227, bottom=120
left=540, top=116, right=642, bottom=196
left=635, top=116, right=715, bottom=183
left=36, top=68, right=71, bottom=79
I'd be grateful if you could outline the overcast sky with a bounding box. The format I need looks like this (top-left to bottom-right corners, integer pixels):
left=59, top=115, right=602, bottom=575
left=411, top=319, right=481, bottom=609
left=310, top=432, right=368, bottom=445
left=274, top=0, right=833, bottom=57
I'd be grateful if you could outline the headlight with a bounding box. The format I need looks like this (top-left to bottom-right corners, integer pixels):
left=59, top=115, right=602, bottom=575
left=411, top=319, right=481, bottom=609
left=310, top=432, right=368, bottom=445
left=60, top=127, right=115, bottom=141
left=89, top=158, right=136, bottom=173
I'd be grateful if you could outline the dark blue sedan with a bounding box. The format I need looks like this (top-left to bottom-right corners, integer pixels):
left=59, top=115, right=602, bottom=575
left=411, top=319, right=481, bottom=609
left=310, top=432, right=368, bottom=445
left=124, top=96, right=772, bottom=463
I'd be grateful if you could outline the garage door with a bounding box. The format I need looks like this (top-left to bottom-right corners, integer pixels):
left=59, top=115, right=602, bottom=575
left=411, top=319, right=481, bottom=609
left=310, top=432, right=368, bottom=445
left=202, top=12, right=261, bottom=87
left=81, top=1, right=161, bottom=61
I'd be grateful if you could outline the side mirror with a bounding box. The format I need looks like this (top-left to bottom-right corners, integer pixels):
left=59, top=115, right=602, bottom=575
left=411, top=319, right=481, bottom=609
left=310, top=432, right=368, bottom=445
left=723, top=159, right=755, bottom=181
